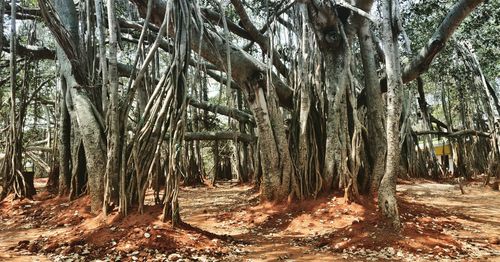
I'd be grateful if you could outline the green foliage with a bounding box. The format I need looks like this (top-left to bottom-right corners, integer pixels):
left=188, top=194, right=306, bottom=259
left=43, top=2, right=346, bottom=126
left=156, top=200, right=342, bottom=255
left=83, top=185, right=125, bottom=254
left=401, top=0, right=499, bottom=130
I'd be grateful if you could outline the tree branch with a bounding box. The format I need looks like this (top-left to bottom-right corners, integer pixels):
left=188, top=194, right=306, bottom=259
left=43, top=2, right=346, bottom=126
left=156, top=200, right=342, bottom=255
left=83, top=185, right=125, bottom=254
left=2, top=43, right=56, bottom=61
left=414, top=129, right=490, bottom=138
left=188, top=97, right=255, bottom=126
left=375, top=0, right=485, bottom=94
left=230, top=0, right=290, bottom=78
left=402, top=0, right=485, bottom=84
left=201, top=8, right=252, bottom=40
left=184, top=131, right=256, bottom=143
left=129, top=0, right=294, bottom=109
left=5, top=3, right=42, bottom=20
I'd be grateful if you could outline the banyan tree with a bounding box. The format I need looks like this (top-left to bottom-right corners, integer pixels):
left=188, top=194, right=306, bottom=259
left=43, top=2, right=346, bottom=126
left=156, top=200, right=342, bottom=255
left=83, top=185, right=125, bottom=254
left=0, top=0, right=498, bottom=230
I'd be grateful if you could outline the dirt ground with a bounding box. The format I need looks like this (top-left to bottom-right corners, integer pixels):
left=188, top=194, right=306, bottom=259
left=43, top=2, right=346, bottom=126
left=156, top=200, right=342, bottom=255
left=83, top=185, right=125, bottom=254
left=0, top=179, right=499, bottom=261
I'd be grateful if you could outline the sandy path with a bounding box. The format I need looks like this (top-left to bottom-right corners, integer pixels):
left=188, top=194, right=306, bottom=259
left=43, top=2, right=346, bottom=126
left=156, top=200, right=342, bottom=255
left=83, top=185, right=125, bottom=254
left=398, top=182, right=500, bottom=247
left=179, top=181, right=500, bottom=261
left=0, top=226, right=55, bottom=262
left=0, top=178, right=61, bottom=262
left=1, top=179, right=497, bottom=261
left=179, top=182, right=346, bottom=261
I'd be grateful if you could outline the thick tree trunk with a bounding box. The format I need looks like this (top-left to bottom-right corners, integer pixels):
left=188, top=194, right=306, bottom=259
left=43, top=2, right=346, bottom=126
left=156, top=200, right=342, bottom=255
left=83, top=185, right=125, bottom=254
left=244, top=79, right=296, bottom=201
left=357, top=19, right=386, bottom=194
left=305, top=1, right=361, bottom=201
left=378, top=0, right=403, bottom=231
left=40, top=0, right=107, bottom=213
left=323, top=50, right=348, bottom=192
left=58, top=77, right=71, bottom=195
left=69, top=87, right=106, bottom=213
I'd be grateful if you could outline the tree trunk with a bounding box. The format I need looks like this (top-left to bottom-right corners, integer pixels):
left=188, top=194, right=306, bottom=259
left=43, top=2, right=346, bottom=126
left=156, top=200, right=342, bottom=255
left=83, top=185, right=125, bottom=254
left=357, top=19, right=386, bottom=194
left=244, top=78, right=296, bottom=201
left=103, top=0, right=121, bottom=214
left=58, top=76, right=72, bottom=195
left=68, top=87, right=106, bottom=213
left=378, top=0, right=403, bottom=231
left=40, top=0, right=107, bottom=213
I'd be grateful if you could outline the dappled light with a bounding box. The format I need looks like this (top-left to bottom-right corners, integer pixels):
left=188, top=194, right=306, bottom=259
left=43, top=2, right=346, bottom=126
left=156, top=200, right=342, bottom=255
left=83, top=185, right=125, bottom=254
left=0, top=0, right=499, bottom=260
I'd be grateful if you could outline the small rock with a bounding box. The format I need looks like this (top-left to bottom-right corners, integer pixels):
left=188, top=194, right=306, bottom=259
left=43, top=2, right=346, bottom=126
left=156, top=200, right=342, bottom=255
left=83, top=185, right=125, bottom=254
left=488, top=236, right=500, bottom=245
left=27, top=242, right=41, bottom=253
left=17, top=240, right=30, bottom=247
left=144, top=232, right=151, bottom=238
left=168, top=253, right=182, bottom=261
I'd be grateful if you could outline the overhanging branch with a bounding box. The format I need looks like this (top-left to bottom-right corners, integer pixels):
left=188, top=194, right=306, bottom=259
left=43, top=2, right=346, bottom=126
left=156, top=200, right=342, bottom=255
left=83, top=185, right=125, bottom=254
left=188, top=97, right=255, bottom=126
left=129, top=0, right=294, bottom=109
left=184, top=131, right=256, bottom=143
left=414, top=129, right=490, bottom=138
left=402, top=0, right=485, bottom=84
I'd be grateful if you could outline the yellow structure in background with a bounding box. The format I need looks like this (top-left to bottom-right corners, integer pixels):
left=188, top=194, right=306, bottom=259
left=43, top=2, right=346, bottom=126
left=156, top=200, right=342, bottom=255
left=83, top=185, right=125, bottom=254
left=434, top=143, right=452, bottom=156
left=433, top=140, right=453, bottom=172
left=418, top=139, right=454, bottom=172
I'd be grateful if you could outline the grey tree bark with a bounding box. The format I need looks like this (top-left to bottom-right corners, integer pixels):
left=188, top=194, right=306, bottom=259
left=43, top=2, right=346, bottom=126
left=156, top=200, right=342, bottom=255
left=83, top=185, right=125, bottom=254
left=39, top=0, right=107, bottom=213
left=378, top=0, right=403, bottom=231
left=357, top=19, right=386, bottom=194
left=103, top=0, right=121, bottom=214
left=58, top=76, right=71, bottom=195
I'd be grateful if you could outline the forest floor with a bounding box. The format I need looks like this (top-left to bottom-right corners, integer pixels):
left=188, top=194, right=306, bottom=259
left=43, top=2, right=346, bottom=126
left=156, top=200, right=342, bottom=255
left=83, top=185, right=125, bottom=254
left=0, top=178, right=499, bottom=261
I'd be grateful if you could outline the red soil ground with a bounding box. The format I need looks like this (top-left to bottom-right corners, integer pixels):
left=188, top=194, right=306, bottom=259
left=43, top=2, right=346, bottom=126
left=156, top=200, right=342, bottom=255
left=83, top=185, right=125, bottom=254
left=1, top=178, right=499, bottom=261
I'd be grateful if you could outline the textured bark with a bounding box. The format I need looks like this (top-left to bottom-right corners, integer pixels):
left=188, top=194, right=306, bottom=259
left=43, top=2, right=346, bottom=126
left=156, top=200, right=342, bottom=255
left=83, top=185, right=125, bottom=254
left=0, top=0, right=4, bottom=55
left=69, top=88, right=106, bottom=213
left=95, top=0, right=108, bottom=115
left=244, top=78, right=295, bottom=201
left=378, top=0, right=402, bottom=231
left=103, top=0, right=121, bottom=214
left=357, top=19, right=386, bottom=193
left=305, top=0, right=354, bottom=198
left=296, top=0, right=371, bottom=201
left=322, top=50, right=348, bottom=192
left=0, top=0, right=30, bottom=200
left=212, top=140, right=219, bottom=186
left=39, top=0, right=107, bottom=213
left=9, top=0, right=18, bottom=194
left=58, top=77, right=71, bottom=195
